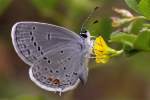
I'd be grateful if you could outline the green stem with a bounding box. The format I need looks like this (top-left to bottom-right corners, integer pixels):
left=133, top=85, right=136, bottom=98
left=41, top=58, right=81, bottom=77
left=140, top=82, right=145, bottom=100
left=134, top=16, right=147, bottom=20
left=143, top=24, right=150, bottom=28
left=111, top=49, right=124, bottom=57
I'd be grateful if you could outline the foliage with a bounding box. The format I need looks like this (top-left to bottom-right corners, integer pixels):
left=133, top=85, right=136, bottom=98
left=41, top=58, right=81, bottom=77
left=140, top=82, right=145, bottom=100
left=124, top=0, right=140, bottom=13
left=108, top=0, right=150, bottom=56
left=0, top=0, right=11, bottom=15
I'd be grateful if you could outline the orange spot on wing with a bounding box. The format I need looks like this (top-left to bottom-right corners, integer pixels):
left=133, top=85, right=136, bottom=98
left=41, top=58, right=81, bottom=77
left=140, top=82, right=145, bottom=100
left=52, top=79, right=60, bottom=85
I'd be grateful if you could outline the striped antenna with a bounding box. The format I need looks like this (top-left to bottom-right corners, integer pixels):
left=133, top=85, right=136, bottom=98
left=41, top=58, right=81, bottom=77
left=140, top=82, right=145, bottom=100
left=80, top=6, right=99, bottom=33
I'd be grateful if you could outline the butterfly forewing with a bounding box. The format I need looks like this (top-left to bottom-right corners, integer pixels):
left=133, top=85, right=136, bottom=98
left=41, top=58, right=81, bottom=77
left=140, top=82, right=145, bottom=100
left=11, top=22, right=81, bottom=65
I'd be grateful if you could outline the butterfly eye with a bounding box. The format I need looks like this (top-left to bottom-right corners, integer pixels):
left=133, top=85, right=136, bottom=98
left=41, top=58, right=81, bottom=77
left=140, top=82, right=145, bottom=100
left=80, top=33, right=87, bottom=38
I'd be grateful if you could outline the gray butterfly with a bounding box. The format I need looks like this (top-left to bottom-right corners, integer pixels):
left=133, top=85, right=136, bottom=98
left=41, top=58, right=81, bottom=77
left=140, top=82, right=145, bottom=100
left=11, top=22, right=93, bottom=93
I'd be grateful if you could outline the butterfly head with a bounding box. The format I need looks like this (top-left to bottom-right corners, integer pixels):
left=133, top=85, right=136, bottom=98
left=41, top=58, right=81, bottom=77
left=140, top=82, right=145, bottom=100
left=80, top=29, right=90, bottom=39
left=80, top=29, right=93, bottom=55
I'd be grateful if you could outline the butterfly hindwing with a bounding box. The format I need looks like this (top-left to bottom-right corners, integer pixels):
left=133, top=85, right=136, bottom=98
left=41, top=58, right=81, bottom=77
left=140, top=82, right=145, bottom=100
left=29, top=43, right=87, bottom=92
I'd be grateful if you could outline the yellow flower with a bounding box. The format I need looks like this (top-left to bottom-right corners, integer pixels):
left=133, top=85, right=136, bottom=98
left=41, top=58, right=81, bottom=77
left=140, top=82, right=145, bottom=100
left=93, top=36, right=123, bottom=63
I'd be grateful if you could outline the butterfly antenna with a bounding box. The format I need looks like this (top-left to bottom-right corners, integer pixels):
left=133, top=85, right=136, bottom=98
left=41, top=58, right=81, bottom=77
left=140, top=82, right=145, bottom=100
left=80, top=6, right=99, bottom=33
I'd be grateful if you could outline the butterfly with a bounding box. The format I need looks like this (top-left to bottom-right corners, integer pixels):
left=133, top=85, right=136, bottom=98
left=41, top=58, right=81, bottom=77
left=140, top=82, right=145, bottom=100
left=11, top=21, right=94, bottom=93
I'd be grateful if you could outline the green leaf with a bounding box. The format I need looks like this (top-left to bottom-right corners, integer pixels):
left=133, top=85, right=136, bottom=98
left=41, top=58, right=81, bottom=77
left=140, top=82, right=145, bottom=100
left=31, top=0, right=58, bottom=17
left=98, top=17, right=112, bottom=41
left=124, top=0, right=140, bottom=13
left=138, top=0, right=150, bottom=19
left=124, top=45, right=140, bottom=56
left=134, top=31, right=150, bottom=51
left=0, top=0, right=11, bottom=15
left=128, top=19, right=145, bottom=34
left=110, top=32, right=137, bottom=47
left=110, top=32, right=139, bottom=56
left=88, top=17, right=112, bottom=41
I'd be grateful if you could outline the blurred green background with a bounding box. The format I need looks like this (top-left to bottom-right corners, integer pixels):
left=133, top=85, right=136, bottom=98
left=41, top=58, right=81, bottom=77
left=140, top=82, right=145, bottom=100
left=0, top=0, right=150, bottom=100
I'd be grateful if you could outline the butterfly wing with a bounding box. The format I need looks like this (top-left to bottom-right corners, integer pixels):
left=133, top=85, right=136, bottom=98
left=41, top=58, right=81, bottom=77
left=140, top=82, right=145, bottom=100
left=29, top=43, right=88, bottom=92
left=11, top=21, right=81, bottom=65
